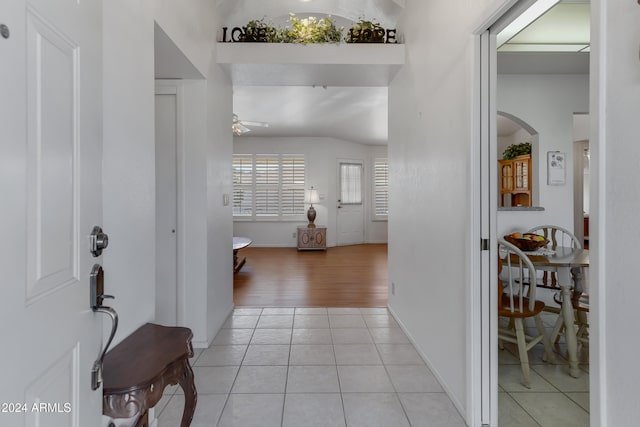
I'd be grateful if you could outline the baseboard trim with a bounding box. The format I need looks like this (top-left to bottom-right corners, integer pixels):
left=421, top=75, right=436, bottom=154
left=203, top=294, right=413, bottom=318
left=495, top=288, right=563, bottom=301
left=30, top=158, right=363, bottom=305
left=387, top=305, right=467, bottom=422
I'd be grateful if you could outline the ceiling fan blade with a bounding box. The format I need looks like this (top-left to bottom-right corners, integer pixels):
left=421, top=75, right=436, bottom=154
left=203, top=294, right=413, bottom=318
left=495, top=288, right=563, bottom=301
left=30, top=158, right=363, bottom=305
left=239, top=120, right=269, bottom=128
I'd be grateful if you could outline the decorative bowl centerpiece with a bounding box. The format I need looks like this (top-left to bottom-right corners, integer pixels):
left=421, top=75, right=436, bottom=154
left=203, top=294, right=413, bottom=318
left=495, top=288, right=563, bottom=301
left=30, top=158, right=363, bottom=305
left=504, top=232, right=548, bottom=252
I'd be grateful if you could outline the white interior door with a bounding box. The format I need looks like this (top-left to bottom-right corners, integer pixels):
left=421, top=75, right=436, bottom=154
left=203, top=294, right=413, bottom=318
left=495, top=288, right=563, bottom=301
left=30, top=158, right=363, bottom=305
left=0, top=0, right=104, bottom=425
left=337, top=160, right=365, bottom=246
left=155, top=87, right=179, bottom=326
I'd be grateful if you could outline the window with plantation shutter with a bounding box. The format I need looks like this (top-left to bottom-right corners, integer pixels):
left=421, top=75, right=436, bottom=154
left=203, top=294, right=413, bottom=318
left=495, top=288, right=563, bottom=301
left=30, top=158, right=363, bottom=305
left=255, top=156, right=279, bottom=217
left=232, top=154, right=305, bottom=220
left=232, top=154, right=253, bottom=216
left=374, top=158, right=389, bottom=220
left=281, top=155, right=305, bottom=216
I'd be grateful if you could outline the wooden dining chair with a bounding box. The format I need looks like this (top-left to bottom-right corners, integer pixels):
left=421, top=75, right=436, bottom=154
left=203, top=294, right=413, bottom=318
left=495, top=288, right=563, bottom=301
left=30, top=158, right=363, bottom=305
left=499, top=238, right=556, bottom=387
left=525, top=225, right=583, bottom=313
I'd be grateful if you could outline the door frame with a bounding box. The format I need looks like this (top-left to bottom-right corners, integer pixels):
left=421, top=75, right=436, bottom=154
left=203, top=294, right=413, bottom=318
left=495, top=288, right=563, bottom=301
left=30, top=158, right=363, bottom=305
left=573, top=139, right=589, bottom=245
left=471, top=1, right=538, bottom=425
left=472, top=1, right=602, bottom=425
left=155, top=81, right=185, bottom=327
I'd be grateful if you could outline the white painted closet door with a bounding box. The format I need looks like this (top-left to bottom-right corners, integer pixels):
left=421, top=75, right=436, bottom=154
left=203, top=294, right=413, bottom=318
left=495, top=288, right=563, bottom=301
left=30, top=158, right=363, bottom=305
left=0, top=0, right=104, bottom=425
left=155, top=89, right=178, bottom=326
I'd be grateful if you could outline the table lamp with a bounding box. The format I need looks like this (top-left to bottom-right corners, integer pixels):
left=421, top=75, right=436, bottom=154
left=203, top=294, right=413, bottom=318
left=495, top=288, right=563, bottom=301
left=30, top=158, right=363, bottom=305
left=305, top=187, right=320, bottom=228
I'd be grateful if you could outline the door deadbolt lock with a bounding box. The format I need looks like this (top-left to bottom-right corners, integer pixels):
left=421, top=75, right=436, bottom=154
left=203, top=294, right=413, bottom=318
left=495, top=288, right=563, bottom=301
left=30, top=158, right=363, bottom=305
left=89, top=226, right=109, bottom=257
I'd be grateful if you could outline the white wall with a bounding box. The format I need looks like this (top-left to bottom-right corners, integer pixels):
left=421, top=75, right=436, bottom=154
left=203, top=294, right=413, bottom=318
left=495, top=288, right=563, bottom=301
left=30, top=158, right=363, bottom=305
left=233, top=137, right=388, bottom=247
left=573, top=113, right=590, bottom=141
left=102, top=0, right=233, bottom=348
left=156, top=2, right=235, bottom=347
left=103, top=0, right=156, bottom=343
left=156, top=80, right=210, bottom=347
left=387, top=0, right=494, bottom=420
left=154, top=0, right=213, bottom=77
left=205, top=33, right=235, bottom=346
left=497, top=74, right=589, bottom=236
left=592, top=0, right=640, bottom=425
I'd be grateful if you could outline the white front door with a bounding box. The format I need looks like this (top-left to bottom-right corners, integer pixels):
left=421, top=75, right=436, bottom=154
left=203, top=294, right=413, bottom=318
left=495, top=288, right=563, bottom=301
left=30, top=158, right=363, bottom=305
left=155, top=86, right=179, bottom=326
left=0, top=0, right=105, bottom=425
left=337, top=160, right=365, bottom=246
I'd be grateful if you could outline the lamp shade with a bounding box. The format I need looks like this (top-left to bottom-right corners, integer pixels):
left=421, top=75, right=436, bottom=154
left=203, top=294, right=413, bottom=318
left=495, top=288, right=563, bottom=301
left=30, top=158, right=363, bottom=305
left=305, top=188, right=320, bottom=204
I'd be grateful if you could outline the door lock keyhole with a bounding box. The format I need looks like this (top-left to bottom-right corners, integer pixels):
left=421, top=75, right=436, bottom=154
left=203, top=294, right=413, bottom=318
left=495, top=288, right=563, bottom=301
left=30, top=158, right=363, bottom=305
left=89, top=226, right=109, bottom=257
left=0, top=24, right=9, bottom=39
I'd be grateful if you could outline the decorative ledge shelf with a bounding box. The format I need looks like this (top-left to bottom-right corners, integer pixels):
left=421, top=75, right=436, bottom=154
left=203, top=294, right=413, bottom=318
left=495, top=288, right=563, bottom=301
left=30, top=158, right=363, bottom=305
left=216, top=43, right=405, bottom=86
left=498, top=206, right=546, bottom=212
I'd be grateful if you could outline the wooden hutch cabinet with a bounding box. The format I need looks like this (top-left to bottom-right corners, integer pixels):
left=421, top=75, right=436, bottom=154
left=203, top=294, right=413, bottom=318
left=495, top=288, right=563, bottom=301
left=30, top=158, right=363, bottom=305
left=499, top=154, right=532, bottom=207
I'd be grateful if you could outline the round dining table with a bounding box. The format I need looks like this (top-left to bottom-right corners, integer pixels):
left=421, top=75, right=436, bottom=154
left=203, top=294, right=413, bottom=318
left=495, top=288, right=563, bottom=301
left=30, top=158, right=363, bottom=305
left=233, top=237, right=252, bottom=273
left=512, top=246, right=589, bottom=377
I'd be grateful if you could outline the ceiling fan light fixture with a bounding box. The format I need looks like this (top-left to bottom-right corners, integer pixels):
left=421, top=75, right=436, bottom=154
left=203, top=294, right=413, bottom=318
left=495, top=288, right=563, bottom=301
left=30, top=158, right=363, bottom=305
left=232, top=113, right=269, bottom=135
left=232, top=122, right=251, bottom=136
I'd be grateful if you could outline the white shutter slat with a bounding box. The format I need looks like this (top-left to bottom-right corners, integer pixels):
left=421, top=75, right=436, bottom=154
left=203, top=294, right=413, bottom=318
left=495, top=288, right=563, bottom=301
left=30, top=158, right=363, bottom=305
left=233, top=155, right=254, bottom=216
left=281, top=155, right=305, bottom=216
left=374, top=159, right=389, bottom=218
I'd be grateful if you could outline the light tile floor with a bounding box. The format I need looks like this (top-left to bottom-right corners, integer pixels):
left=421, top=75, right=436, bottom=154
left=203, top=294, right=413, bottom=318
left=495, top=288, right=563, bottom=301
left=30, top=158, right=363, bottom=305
left=498, top=312, right=590, bottom=426
left=156, top=307, right=466, bottom=427
left=155, top=309, right=589, bottom=426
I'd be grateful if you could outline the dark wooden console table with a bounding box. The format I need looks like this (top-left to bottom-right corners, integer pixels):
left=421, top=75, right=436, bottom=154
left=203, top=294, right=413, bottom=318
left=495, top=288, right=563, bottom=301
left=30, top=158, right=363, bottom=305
left=102, top=323, right=197, bottom=427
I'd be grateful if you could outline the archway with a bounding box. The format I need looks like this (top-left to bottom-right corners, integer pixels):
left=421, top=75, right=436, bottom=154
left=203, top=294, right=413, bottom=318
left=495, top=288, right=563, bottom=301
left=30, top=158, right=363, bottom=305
left=497, top=111, right=540, bottom=206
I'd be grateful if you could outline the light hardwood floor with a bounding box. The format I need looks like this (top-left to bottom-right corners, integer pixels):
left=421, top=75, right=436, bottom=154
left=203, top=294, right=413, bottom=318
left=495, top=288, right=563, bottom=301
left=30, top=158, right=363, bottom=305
left=233, top=244, right=388, bottom=307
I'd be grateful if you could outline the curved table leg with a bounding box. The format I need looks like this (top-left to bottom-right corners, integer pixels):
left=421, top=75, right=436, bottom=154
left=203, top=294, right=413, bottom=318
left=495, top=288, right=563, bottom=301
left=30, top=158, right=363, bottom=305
left=563, top=266, right=585, bottom=378
left=560, top=284, right=580, bottom=378
left=179, top=358, right=197, bottom=427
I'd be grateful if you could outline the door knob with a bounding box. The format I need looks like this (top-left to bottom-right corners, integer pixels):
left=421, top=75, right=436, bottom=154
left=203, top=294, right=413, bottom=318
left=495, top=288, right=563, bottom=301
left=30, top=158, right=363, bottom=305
left=90, top=264, right=115, bottom=309
left=89, top=226, right=109, bottom=257
left=89, top=263, right=118, bottom=390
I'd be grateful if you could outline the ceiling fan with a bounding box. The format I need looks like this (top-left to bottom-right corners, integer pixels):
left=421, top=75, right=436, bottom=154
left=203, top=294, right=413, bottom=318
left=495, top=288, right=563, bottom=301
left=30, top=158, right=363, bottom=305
left=232, top=113, right=269, bottom=135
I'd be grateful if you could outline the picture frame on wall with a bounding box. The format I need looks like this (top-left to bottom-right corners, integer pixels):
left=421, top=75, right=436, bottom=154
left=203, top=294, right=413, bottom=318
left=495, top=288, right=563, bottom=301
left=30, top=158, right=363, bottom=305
left=547, top=151, right=566, bottom=185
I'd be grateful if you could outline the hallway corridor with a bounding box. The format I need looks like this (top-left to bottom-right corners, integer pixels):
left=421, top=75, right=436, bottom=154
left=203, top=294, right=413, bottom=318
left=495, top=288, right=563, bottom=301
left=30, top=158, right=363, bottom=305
left=156, top=307, right=465, bottom=426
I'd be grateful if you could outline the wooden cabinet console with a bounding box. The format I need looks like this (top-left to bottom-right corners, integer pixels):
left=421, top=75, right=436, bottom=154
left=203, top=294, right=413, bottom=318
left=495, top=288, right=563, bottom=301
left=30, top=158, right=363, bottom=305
left=297, top=226, right=327, bottom=250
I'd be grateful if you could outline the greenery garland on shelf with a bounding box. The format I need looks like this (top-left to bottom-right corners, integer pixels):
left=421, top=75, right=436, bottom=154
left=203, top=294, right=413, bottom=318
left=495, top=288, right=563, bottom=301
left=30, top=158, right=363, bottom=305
left=242, top=18, right=280, bottom=43
left=345, top=18, right=386, bottom=43
left=234, top=15, right=395, bottom=44
left=282, top=14, right=342, bottom=44
left=240, top=14, right=342, bottom=44
left=502, top=142, right=532, bottom=160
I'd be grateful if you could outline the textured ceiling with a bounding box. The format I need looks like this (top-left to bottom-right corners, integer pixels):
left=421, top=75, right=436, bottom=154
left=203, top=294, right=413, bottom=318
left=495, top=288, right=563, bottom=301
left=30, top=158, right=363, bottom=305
left=234, top=86, right=388, bottom=145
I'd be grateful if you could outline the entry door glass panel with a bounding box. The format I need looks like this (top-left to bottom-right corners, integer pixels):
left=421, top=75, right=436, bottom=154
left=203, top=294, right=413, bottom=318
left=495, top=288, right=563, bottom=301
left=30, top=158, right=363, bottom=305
left=340, top=163, right=363, bottom=204
left=337, top=161, right=364, bottom=246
